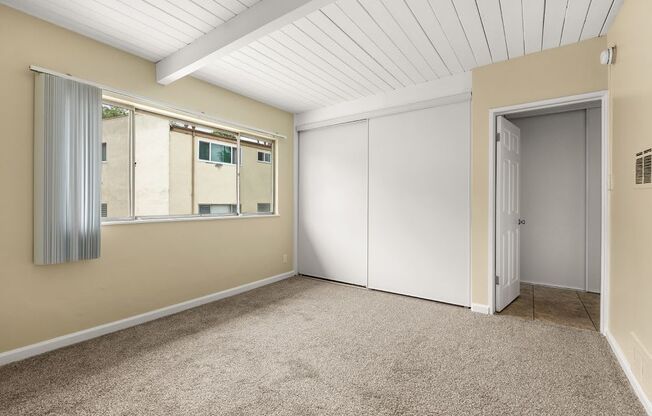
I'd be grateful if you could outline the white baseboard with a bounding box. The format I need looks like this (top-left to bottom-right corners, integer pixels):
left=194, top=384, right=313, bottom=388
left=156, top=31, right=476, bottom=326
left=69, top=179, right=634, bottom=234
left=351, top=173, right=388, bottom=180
left=0, top=271, right=295, bottom=366
left=606, top=331, right=652, bottom=415
left=471, top=303, right=490, bottom=315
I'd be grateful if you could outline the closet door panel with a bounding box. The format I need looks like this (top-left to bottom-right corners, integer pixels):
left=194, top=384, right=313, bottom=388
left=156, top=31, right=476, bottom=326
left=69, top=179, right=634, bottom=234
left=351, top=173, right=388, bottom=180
left=368, top=102, right=470, bottom=306
left=298, top=121, right=368, bottom=286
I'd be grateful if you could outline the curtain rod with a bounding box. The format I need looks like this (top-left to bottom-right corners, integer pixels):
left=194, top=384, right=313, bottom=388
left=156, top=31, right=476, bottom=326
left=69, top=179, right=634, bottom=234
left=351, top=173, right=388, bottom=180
left=29, top=65, right=287, bottom=140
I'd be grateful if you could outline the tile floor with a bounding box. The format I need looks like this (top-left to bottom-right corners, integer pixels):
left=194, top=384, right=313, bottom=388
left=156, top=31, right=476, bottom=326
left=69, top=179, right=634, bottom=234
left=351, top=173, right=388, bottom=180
left=498, top=283, right=601, bottom=331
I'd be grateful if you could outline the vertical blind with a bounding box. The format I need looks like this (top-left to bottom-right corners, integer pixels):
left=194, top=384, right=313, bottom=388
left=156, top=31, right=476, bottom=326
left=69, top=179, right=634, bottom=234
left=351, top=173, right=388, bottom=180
left=34, top=73, right=102, bottom=265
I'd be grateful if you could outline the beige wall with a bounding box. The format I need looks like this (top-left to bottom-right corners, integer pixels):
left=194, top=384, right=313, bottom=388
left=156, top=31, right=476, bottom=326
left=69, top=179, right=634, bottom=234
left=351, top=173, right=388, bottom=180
left=0, top=5, right=294, bottom=353
left=470, top=37, right=608, bottom=306
left=607, top=0, right=652, bottom=398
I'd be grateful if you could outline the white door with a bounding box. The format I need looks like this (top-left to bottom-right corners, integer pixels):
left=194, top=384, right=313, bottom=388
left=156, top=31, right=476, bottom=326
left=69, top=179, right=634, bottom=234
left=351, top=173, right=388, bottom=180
left=368, top=102, right=470, bottom=306
left=496, top=116, right=521, bottom=312
left=298, top=121, right=368, bottom=286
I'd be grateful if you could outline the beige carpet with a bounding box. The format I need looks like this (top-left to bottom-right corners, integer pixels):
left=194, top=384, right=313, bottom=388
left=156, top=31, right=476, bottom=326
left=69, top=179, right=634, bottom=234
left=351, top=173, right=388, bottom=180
left=0, top=276, right=644, bottom=415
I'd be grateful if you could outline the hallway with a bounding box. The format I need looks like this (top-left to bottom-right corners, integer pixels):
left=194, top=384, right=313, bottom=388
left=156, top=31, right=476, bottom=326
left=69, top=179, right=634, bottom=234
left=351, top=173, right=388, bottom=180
left=499, top=283, right=601, bottom=331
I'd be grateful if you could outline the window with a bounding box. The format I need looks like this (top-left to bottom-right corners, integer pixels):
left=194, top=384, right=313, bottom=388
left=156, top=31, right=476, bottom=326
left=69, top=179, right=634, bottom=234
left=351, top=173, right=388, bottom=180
left=198, top=140, right=237, bottom=165
left=198, top=204, right=237, bottom=215
left=101, top=203, right=108, bottom=218
left=240, top=137, right=274, bottom=214
left=257, top=151, right=272, bottom=163
left=257, top=203, right=272, bottom=213
left=635, top=148, right=652, bottom=186
left=101, top=103, right=131, bottom=220
left=100, top=100, right=276, bottom=222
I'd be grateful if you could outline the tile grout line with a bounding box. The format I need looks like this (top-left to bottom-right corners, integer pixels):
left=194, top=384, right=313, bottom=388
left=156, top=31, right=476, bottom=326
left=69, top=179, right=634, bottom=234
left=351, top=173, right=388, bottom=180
left=531, top=284, right=535, bottom=321
left=576, top=291, right=599, bottom=332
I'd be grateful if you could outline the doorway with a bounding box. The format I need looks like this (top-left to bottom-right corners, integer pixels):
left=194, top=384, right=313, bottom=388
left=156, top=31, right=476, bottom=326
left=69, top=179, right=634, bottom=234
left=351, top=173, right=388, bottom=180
left=488, top=92, right=609, bottom=333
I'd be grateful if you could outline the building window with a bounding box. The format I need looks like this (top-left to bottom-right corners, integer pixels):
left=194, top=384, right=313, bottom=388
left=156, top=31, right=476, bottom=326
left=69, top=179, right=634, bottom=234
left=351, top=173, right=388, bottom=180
left=257, top=203, right=272, bottom=213
left=198, top=204, right=237, bottom=215
left=101, top=203, right=108, bottom=218
left=198, top=140, right=237, bottom=164
left=100, top=100, right=275, bottom=222
left=257, top=151, right=272, bottom=163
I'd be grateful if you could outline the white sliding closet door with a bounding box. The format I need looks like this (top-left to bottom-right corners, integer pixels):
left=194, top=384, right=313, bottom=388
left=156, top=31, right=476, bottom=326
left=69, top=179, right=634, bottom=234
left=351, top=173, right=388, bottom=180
left=298, top=121, right=368, bottom=286
left=368, top=102, right=470, bottom=306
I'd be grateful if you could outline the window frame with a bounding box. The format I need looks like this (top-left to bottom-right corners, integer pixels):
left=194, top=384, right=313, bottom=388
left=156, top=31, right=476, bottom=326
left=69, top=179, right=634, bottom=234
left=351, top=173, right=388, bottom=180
left=100, top=98, right=278, bottom=225
left=197, top=139, right=238, bottom=165
left=257, top=150, right=272, bottom=164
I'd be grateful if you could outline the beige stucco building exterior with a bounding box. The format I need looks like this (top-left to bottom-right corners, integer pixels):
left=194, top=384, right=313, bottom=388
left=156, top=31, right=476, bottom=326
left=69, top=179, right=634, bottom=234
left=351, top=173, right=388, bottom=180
left=101, top=112, right=274, bottom=219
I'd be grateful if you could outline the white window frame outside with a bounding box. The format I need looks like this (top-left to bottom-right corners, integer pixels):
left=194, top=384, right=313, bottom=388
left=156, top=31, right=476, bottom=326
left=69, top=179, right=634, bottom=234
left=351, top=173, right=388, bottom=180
left=257, top=150, right=272, bottom=164
left=197, top=139, right=238, bottom=165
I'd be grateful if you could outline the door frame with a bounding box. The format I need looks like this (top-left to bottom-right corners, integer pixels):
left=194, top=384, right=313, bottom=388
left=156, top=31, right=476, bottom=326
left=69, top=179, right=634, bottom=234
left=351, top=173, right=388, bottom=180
left=487, top=91, right=610, bottom=334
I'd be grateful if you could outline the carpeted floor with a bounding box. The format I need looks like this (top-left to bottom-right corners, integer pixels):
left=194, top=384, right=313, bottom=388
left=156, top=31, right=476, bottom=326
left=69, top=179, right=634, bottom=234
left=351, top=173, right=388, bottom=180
left=0, top=276, right=645, bottom=415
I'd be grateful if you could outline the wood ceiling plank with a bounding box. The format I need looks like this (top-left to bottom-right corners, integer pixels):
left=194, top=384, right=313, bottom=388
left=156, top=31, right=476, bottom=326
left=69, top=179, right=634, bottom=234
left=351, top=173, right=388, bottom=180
left=522, top=0, right=544, bottom=54
left=269, top=29, right=372, bottom=97
left=599, top=0, right=623, bottom=36
left=249, top=39, right=355, bottom=101
left=291, top=17, right=387, bottom=93
left=359, top=0, right=438, bottom=80
left=581, top=0, right=614, bottom=40
left=476, top=0, right=508, bottom=62
left=560, top=0, right=592, bottom=45
left=452, top=0, right=493, bottom=66
left=307, top=10, right=402, bottom=89
left=500, top=0, right=524, bottom=58
left=257, top=33, right=364, bottom=100
left=335, top=0, right=424, bottom=84
left=383, top=0, right=454, bottom=77
left=542, top=0, right=568, bottom=50
left=427, top=0, right=477, bottom=71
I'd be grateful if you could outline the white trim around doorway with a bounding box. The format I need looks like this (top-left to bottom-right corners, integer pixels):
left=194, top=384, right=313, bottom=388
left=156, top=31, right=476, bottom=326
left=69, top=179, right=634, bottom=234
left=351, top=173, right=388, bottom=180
left=486, top=91, right=610, bottom=334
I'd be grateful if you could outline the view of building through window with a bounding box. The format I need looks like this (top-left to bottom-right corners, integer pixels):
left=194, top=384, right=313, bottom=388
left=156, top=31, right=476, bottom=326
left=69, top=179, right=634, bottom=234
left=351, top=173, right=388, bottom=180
left=100, top=102, right=275, bottom=221
left=101, top=104, right=131, bottom=219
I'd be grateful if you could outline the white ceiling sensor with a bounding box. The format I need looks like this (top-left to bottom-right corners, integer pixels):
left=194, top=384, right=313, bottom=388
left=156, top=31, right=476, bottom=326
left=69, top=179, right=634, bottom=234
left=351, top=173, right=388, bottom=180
left=0, top=0, right=625, bottom=113
left=600, top=46, right=616, bottom=65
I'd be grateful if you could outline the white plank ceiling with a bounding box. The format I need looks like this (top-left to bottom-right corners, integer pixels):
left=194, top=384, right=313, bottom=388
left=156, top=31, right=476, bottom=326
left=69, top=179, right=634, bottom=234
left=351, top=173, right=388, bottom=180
left=2, top=0, right=623, bottom=113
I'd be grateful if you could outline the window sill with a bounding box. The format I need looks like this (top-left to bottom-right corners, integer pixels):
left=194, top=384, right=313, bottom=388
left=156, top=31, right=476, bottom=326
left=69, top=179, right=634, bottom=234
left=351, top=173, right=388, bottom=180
left=102, top=213, right=279, bottom=226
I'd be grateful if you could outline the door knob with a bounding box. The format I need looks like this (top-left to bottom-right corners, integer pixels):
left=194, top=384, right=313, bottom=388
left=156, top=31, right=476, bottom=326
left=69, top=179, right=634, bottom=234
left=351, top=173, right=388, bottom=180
left=518, top=219, right=526, bottom=225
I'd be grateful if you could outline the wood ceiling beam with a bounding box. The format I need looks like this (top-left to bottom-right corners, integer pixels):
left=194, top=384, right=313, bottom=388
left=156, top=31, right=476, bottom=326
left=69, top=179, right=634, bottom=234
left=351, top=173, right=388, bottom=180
left=156, top=0, right=335, bottom=85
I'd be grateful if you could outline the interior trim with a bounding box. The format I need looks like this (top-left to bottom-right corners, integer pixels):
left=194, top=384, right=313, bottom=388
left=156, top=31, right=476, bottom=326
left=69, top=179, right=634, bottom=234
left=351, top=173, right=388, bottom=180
left=471, top=304, right=490, bottom=315
left=606, top=331, right=652, bottom=415
left=0, top=271, right=295, bottom=366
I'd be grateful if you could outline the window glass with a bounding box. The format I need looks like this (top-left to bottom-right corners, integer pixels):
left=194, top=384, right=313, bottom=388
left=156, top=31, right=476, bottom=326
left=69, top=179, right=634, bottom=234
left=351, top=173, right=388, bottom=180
left=210, top=143, right=233, bottom=164
left=198, top=141, right=210, bottom=161
left=257, top=203, right=271, bottom=213
left=240, top=136, right=274, bottom=215
left=100, top=102, right=274, bottom=221
left=101, top=103, right=131, bottom=220
left=198, top=204, right=237, bottom=215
